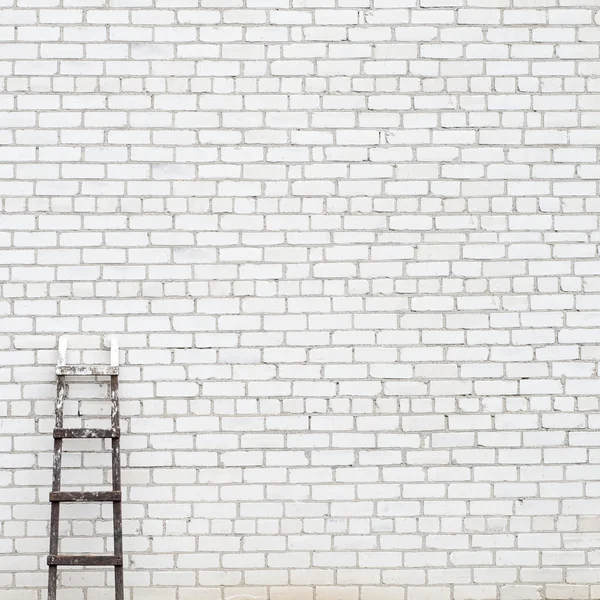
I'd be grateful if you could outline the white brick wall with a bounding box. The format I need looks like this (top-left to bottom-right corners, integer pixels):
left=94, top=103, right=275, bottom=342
left=1, top=0, right=600, bottom=598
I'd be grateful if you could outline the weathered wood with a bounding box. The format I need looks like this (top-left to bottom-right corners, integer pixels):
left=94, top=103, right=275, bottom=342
left=50, top=491, right=121, bottom=502
left=54, top=428, right=119, bottom=439
left=114, top=560, right=124, bottom=600
left=48, top=374, right=65, bottom=600
left=56, top=365, right=118, bottom=376
left=48, top=555, right=123, bottom=566
left=111, top=373, right=124, bottom=600
left=55, top=375, right=66, bottom=431
left=47, top=565, right=58, bottom=600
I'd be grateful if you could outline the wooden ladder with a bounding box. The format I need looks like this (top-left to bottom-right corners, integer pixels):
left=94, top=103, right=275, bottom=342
left=48, top=338, right=124, bottom=600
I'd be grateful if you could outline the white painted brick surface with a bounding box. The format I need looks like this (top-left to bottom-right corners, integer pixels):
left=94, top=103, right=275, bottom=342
left=1, top=0, right=600, bottom=598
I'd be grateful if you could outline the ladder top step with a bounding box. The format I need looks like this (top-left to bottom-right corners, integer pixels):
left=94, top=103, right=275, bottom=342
left=56, top=365, right=118, bottom=376
left=54, top=428, right=120, bottom=439
left=50, top=491, right=121, bottom=502
left=48, top=555, right=122, bottom=566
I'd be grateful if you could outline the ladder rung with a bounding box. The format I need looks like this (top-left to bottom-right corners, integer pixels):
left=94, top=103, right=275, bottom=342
left=47, top=555, right=122, bottom=566
left=54, top=428, right=120, bottom=439
left=50, top=491, right=121, bottom=502
left=56, top=365, right=119, bottom=376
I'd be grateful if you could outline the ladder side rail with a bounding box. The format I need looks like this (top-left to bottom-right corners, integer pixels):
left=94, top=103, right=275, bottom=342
left=110, top=372, right=124, bottom=600
left=48, top=372, right=66, bottom=600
